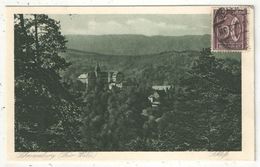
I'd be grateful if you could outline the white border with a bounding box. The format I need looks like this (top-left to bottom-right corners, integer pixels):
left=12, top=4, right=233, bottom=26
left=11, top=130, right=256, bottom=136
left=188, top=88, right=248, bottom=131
left=0, top=0, right=259, bottom=167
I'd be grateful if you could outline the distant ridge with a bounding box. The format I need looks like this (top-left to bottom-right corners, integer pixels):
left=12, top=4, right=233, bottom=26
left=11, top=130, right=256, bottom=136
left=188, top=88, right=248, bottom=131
left=65, top=34, right=211, bottom=55
left=66, top=48, right=200, bottom=57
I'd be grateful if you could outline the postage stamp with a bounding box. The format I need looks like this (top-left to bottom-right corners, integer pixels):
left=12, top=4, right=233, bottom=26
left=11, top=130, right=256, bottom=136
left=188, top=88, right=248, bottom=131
left=213, top=7, right=248, bottom=50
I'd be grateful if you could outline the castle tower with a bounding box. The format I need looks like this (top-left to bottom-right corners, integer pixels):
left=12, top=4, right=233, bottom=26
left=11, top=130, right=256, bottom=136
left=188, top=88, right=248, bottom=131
left=95, top=62, right=101, bottom=77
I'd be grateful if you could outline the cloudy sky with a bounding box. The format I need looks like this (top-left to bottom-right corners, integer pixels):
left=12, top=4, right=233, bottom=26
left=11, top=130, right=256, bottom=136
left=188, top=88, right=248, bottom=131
left=49, top=14, right=210, bottom=36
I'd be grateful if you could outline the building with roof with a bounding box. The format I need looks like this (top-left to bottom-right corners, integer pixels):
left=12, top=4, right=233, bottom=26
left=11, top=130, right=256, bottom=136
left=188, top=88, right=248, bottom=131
left=152, top=85, right=171, bottom=91
left=78, top=63, right=124, bottom=91
left=148, top=85, right=171, bottom=107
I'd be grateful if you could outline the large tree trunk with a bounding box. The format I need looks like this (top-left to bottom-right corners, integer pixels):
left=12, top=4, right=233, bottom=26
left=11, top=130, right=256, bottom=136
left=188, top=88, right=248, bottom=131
left=34, top=14, right=39, bottom=57
left=19, top=14, right=29, bottom=57
left=34, top=14, right=48, bottom=150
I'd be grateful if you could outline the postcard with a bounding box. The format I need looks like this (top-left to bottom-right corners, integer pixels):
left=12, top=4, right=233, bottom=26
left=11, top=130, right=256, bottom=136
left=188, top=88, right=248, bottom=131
left=4, top=6, right=254, bottom=161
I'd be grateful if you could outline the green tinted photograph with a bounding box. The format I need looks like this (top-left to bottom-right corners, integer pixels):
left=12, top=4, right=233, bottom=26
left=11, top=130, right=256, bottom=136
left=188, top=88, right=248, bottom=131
left=14, top=14, right=241, bottom=151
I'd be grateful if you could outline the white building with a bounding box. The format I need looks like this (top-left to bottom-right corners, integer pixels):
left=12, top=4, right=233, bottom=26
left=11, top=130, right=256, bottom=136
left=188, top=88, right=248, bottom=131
left=152, top=85, right=171, bottom=91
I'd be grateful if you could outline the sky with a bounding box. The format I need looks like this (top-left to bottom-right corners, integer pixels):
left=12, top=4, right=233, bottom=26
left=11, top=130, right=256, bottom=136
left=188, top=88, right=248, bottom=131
left=49, top=14, right=210, bottom=36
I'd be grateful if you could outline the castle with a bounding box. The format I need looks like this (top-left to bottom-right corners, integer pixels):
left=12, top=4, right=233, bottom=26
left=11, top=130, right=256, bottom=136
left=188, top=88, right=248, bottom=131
left=78, top=63, right=124, bottom=90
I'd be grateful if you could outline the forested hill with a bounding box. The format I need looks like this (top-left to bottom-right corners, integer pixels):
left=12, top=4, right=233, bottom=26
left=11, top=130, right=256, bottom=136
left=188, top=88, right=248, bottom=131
left=15, top=14, right=242, bottom=152
left=65, top=34, right=211, bottom=55
left=60, top=48, right=240, bottom=86
left=62, top=34, right=240, bottom=87
left=60, top=49, right=197, bottom=83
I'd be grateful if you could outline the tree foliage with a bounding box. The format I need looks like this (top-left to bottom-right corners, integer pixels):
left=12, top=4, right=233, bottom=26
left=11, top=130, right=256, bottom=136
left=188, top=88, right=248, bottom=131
left=15, top=14, right=81, bottom=151
left=78, top=48, right=241, bottom=151
left=14, top=14, right=241, bottom=151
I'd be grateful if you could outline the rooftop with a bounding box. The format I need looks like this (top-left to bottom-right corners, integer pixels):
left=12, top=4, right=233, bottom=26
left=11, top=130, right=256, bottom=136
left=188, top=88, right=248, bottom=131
left=152, top=85, right=171, bottom=91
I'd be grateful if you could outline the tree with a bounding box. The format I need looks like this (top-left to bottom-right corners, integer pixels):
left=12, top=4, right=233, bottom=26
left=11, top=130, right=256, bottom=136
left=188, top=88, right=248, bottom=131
left=177, top=48, right=241, bottom=150
left=126, top=48, right=241, bottom=151
left=15, top=14, right=81, bottom=151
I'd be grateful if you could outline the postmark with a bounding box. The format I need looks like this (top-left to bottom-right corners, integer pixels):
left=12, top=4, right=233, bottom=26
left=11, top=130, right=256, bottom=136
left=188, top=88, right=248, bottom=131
left=213, top=7, right=247, bottom=51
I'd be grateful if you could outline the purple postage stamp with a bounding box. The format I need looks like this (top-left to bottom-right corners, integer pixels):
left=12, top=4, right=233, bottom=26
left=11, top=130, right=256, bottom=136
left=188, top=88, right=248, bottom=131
left=213, top=7, right=247, bottom=50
